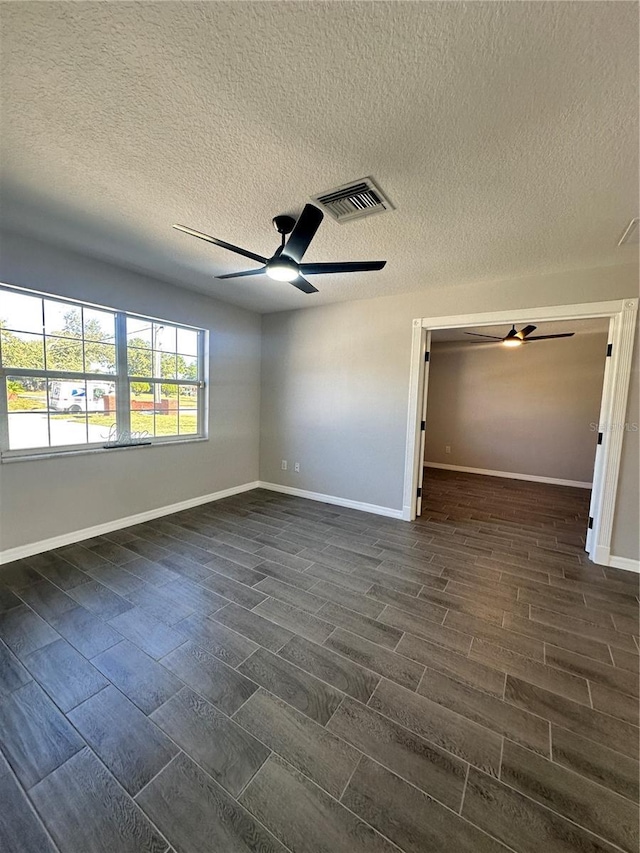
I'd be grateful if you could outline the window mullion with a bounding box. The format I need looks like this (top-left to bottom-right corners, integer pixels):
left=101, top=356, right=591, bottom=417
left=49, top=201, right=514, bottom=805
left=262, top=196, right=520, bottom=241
left=198, top=329, right=206, bottom=437
left=114, top=312, right=129, bottom=434
left=0, top=368, right=9, bottom=452
left=0, top=368, right=115, bottom=381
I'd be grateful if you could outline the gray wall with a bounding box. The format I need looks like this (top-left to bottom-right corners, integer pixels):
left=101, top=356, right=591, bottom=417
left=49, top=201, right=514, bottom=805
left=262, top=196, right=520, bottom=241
left=2, top=234, right=637, bottom=563
left=424, top=333, right=609, bottom=483
left=0, top=232, right=261, bottom=552
left=260, top=262, right=639, bottom=560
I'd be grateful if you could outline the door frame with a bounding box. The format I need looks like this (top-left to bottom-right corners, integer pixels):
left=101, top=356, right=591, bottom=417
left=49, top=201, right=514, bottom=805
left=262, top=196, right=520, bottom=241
left=402, top=298, right=638, bottom=567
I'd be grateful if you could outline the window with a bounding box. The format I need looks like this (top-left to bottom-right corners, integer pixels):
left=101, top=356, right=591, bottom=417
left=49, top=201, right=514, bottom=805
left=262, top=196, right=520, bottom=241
left=0, top=285, right=206, bottom=458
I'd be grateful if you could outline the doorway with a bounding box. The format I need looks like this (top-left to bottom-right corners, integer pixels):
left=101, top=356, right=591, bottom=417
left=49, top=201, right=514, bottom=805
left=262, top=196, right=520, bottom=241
left=403, top=299, right=638, bottom=567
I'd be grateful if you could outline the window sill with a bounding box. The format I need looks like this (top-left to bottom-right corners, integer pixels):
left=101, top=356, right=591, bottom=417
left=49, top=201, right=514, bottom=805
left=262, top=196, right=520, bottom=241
left=1, top=436, right=208, bottom=463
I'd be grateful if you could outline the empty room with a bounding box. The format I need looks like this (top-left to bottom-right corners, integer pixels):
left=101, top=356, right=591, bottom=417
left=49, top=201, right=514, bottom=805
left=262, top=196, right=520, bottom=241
left=418, top=317, right=611, bottom=539
left=0, top=3, right=638, bottom=853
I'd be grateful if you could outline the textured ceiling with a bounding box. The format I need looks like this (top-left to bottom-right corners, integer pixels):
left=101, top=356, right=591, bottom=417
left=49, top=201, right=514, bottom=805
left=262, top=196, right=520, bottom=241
left=0, top=1, right=638, bottom=313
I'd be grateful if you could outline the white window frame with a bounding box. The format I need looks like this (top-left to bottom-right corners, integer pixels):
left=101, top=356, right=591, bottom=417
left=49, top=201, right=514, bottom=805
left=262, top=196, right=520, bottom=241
left=0, top=283, right=207, bottom=461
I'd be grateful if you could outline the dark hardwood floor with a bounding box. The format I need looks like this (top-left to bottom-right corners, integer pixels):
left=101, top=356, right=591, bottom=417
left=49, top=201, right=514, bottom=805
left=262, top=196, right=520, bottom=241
left=1, top=469, right=638, bottom=853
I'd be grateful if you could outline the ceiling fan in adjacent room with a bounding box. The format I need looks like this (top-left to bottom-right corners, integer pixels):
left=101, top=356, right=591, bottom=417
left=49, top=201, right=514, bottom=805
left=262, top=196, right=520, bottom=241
left=465, top=324, right=575, bottom=347
left=173, top=204, right=386, bottom=294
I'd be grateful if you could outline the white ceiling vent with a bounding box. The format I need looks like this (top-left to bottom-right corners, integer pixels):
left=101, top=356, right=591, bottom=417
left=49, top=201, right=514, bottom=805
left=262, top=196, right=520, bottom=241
left=311, top=177, right=394, bottom=223
left=618, top=217, right=639, bottom=246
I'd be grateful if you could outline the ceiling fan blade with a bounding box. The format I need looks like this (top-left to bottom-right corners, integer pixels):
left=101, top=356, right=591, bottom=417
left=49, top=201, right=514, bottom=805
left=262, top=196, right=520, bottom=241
left=290, top=275, right=319, bottom=295
left=518, top=324, right=537, bottom=339
left=173, top=224, right=267, bottom=265
left=216, top=268, right=266, bottom=280
left=464, top=332, right=504, bottom=340
left=282, top=204, right=324, bottom=263
left=300, top=260, right=386, bottom=275
left=525, top=333, right=575, bottom=341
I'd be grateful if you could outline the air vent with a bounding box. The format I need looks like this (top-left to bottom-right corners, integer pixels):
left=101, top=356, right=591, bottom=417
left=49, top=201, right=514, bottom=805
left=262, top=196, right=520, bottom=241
left=618, top=217, right=639, bottom=246
left=311, top=177, right=393, bottom=223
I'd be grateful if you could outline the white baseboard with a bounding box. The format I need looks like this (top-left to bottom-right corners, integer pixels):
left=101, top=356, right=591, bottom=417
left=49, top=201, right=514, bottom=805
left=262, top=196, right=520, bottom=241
left=6, top=476, right=632, bottom=575
left=593, top=544, right=640, bottom=573
left=607, top=555, right=640, bottom=574
left=425, top=462, right=592, bottom=490
left=592, top=544, right=610, bottom=567
left=0, top=481, right=260, bottom=565
left=258, top=481, right=404, bottom=520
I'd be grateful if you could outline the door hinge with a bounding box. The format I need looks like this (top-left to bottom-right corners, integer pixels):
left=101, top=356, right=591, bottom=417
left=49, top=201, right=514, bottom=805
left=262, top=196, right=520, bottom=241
left=421, top=420, right=426, bottom=431
left=425, top=351, right=430, bottom=363
left=606, top=343, right=612, bottom=357
left=597, top=432, right=603, bottom=445
left=417, top=487, right=422, bottom=498
left=588, top=516, right=594, bottom=529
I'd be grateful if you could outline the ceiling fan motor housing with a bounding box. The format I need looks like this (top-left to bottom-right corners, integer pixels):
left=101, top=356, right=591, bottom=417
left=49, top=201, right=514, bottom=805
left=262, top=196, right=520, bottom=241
left=272, top=215, right=296, bottom=236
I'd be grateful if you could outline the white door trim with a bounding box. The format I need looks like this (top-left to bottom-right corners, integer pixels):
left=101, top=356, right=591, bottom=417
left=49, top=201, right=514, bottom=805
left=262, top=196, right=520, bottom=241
left=402, top=321, right=427, bottom=519
left=403, top=298, right=638, bottom=567
left=415, top=329, right=432, bottom=516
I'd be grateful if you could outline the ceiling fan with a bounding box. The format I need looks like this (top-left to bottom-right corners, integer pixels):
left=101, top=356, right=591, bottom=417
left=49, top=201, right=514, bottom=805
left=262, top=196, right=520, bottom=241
left=173, top=204, right=386, bottom=294
left=465, top=324, right=575, bottom=347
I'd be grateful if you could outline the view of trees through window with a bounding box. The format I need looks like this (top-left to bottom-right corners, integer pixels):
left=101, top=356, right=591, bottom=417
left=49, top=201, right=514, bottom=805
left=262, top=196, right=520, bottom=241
left=0, top=287, right=205, bottom=454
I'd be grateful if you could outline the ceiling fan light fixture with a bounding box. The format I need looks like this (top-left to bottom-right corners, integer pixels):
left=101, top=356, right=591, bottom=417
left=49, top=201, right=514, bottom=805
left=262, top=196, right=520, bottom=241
left=465, top=324, right=573, bottom=346
left=175, top=203, right=386, bottom=294
left=266, top=259, right=299, bottom=282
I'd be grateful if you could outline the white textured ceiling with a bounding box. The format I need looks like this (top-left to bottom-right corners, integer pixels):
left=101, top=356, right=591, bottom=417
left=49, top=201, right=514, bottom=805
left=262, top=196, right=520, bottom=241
left=0, top=1, right=637, bottom=313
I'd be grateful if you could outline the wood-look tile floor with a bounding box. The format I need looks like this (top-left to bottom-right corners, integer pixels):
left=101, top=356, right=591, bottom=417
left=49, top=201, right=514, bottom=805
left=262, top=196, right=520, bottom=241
left=1, top=469, right=638, bottom=853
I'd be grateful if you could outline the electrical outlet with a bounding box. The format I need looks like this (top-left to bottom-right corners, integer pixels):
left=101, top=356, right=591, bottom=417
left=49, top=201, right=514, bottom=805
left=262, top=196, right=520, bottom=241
left=294, top=462, right=300, bottom=473
left=445, top=445, right=451, bottom=454
left=281, top=460, right=288, bottom=470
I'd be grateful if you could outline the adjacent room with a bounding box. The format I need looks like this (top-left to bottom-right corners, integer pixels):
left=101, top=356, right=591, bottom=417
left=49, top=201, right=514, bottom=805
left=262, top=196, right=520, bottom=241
left=0, top=3, right=638, bottom=853
left=424, top=319, right=610, bottom=489
left=418, top=318, right=611, bottom=538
